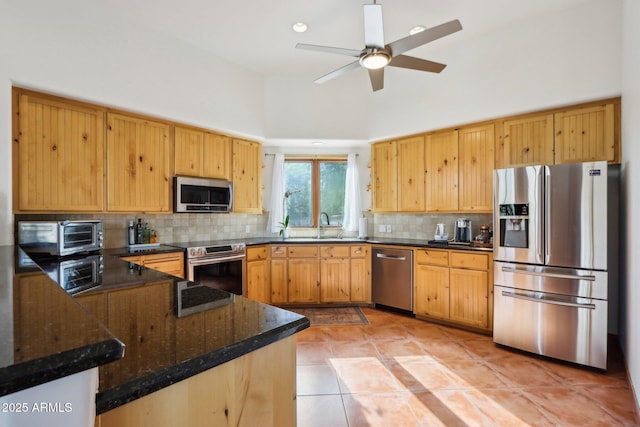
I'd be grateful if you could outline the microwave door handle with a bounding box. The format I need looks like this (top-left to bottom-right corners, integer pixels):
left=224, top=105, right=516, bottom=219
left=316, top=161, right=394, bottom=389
left=501, top=290, right=596, bottom=310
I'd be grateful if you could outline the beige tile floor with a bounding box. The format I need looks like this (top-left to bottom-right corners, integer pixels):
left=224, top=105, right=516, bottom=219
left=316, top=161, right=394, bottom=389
left=296, top=307, right=638, bottom=427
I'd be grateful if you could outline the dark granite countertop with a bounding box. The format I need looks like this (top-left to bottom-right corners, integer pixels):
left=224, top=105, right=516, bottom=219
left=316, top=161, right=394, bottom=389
left=0, top=246, right=124, bottom=398
left=183, top=236, right=494, bottom=252
left=0, top=246, right=309, bottom=415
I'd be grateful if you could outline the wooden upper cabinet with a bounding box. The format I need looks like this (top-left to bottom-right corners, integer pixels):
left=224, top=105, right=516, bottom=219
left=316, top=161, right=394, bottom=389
left=174, top=127, right=204, bottom=176
left=13, top=91, right=105, bottom=212
left=175, top=127, right=232, bottom=180
left=554, top=103, right=617, bottom=164
left=203, top=132, right=231, bottom=180
left=498, top=113, right=554, bottom=168
left=106, top=113, right=171, bottom=212
left=425, top=130, right=458, bottom=212
left=458, top=124, right=495, bottom=212
left=371, top=141, right=398, bottom=212
left=232, top=138, right=262, bottom=213
left=397, top=136, right=426, bottom=212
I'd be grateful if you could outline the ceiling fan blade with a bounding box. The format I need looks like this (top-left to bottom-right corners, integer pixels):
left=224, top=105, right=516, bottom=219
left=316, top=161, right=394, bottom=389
left=387, top=19, right=462, bottom=57
left=368, top=68, right=384, bottom=92
left=296, top=43, right=362, bottom=57
left=363, top=3, right=385, bottom=48
left=388, top=55, right=446, bottom=73
left=314, top=60, right=361, bottom=84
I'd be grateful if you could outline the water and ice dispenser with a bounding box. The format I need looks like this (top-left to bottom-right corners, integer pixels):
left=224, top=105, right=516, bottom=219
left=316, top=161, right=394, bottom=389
left=498, top=204, right=529, bottom=248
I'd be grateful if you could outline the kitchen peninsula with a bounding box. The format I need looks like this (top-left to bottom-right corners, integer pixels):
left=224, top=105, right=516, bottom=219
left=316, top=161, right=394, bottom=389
left=0, top=245, right=309, bottom=427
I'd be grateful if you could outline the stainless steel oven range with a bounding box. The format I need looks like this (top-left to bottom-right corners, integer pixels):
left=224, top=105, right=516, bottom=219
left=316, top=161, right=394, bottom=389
left=182, top=242, right=246, bottom=296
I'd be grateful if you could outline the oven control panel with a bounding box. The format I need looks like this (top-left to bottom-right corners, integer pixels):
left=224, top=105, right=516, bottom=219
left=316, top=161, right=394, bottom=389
left=186, top=243, right=246, bottom=259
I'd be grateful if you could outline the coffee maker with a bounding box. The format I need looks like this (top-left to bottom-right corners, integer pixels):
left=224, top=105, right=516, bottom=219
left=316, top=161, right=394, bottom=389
left=454, top=218, right=472, bottom=242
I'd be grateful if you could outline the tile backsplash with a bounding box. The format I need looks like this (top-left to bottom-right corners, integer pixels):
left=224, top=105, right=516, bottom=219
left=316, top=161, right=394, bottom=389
left=14, top=211, right=493, bottom=247
left=370, top=212, right=493, bottom=241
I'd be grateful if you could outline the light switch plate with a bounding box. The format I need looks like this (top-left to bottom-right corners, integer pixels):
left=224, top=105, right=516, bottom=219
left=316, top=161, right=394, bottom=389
left=386, top=225, right=392, bottom=233
left=378, top=224, right=386, bottom=233
left=245, top=225, right=250, bottom=233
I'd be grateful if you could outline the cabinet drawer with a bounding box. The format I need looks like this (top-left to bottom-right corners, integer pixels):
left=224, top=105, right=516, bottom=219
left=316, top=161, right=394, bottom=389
left=288, top=245, right=318, bottom=258
left=350, top=245, right=368, bottom=258
left=270, top=246, right=288, bottom=258
left=414, top=249, right=449, bottom=266
left=247, top=245, right=268, bottom=261
left=450, top=252, right=489, bottom=270
left=320, top=246, right=350, bottom=258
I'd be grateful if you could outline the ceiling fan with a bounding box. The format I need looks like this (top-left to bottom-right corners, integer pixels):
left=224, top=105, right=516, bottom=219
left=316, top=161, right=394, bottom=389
left=296, top=1, right=462, bottom=91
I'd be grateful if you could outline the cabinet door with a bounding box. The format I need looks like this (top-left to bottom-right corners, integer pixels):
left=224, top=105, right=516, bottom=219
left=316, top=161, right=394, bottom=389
left=414, top=264, right=449, bottom=319
left=499, top=114, right=554, bottom=168
left=425, top=130, right=458, bottom=211
left=397, top=136, right=426, bottom=212
left=287, top=258, right=319, bottom=303
left=270, top=259, right=288, bottom=304
left=15, top=92, right=105, bottom=211
left=247, top=259, right=270, bottom=304
left=350, top=257, right=371, bottom=303
left=554, top=103, right=616, bottom=164
left=174, top=126, right=204, bottom=176
left=320, top=257, right=350, bottom=302
left=232, top=138, right=262, bottom=213
left=449, top=268, right=489, bottom=328
left=458, top=124, right=494, bottom=212
left=203, top=133, right=231, bottom=179
left=107, top=113, right=171, bottom=212
left=371, top=141, right=398, bottom=212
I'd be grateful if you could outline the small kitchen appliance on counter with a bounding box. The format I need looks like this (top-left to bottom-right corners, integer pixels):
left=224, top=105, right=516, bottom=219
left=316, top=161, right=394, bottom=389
left=453, top=218, right=472, bottom=243
left=434, top=223, right=448, bottom=241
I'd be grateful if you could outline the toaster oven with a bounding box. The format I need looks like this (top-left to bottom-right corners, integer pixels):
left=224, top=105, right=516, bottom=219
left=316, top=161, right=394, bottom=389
left=18, top=220, right=104, bottom=257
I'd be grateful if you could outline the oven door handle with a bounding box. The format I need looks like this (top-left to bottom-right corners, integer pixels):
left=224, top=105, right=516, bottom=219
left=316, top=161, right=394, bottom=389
left=500, top=266, right=596, bottom=281
left=501, top=290, right=596, bottom=310
left=188, top=254, right=246, bottom=266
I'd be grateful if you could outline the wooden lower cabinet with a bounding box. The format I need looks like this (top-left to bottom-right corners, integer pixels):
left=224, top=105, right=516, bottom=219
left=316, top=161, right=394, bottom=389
left=267, top=244, right=371, bottom=305
left=96, top=335, right=297, bottom=427
left=246, top=245, right=270, bottom=303
left=413, top=248, right=493, bottom=332
left=121, top=251, right=184, bottom=278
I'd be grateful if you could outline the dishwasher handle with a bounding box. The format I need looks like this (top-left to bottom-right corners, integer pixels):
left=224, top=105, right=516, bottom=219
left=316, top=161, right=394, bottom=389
left=376, top=253, right=407, bottom=261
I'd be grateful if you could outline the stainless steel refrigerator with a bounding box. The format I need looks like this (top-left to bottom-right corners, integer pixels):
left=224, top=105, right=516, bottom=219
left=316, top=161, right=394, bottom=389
left=493, top=161, right=619, bottom=369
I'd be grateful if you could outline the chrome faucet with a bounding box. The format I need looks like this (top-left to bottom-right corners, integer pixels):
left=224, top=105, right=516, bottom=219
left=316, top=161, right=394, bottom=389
left=317, top=212, right=330, bottom=238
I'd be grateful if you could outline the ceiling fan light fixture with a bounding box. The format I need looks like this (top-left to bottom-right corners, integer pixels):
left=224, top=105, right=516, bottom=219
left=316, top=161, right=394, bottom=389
left=359, top=49, right=390, bottom=69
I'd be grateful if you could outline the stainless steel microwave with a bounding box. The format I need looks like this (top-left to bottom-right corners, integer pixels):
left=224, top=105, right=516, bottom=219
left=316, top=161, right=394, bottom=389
left=18, top=220, right=104, bottom=257
left=173, top=176, right=233, bottom=213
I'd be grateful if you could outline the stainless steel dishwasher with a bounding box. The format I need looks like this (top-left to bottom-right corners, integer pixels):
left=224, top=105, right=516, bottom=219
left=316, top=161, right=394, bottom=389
left=372, top=247, right=413, bottom=312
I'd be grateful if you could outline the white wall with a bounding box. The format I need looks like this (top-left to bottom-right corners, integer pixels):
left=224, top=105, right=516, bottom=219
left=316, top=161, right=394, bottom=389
left=0, top=0, right=265, bottom=245
left=367, top=0, right=622, bottom=140
left=621, top=0, right=640, bottom=410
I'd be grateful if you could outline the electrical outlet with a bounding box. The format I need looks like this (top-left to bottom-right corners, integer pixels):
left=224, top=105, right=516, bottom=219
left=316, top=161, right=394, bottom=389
left=386, top=225, right=392, bottom=233
left=245, top=225, right=250, bottom=233
left=378, top=224, right=386, bottom=233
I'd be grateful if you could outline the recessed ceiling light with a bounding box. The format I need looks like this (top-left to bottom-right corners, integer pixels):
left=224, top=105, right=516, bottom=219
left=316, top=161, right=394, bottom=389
left=409, top=25, right=426, bottom=35
left=293, top=22, right=308, bottom=33
left=311, top=141, right=324, bottom=145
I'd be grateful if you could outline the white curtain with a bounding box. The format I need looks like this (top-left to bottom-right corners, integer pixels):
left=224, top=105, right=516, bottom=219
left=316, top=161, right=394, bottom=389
left=267, top=154, right=285, bottom=233
left=342, top=153, right=361, bottom=232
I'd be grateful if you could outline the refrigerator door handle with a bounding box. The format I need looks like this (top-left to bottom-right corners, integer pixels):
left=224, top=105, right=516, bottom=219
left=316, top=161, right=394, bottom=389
left=538, top=166, right=546, bottom=264
left=501, top=290, right=596, bottom=309
left=500, top=265, right=596, bottom=281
